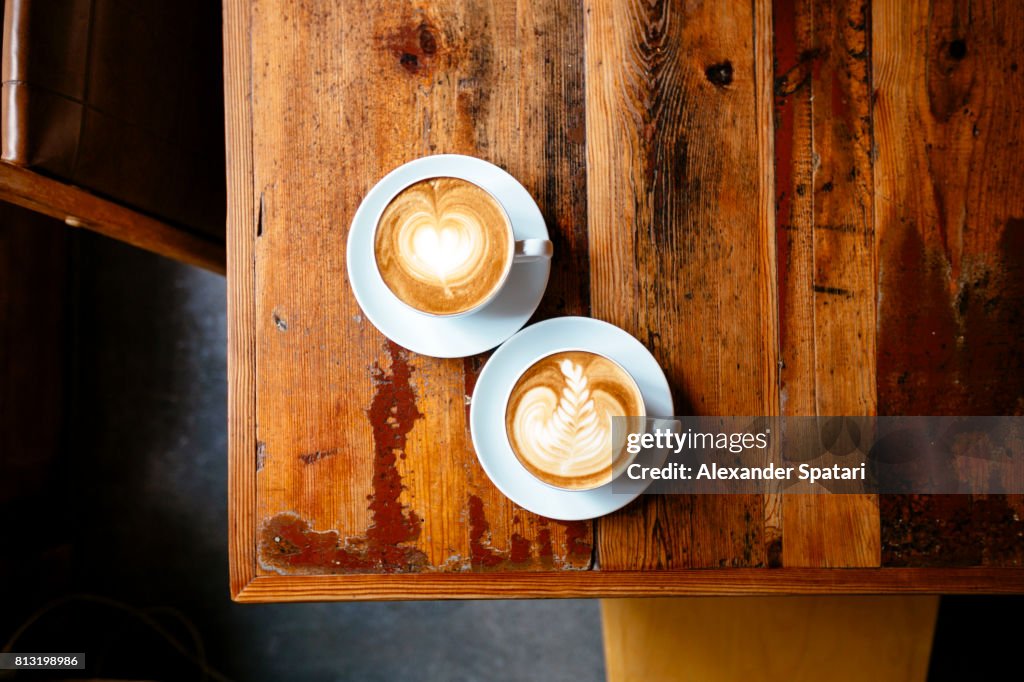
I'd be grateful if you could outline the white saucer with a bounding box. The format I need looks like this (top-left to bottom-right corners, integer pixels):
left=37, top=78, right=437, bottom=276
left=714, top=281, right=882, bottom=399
left=469, top=317, right=674, bottom=521
left=346, top=155, right=551, bottom=358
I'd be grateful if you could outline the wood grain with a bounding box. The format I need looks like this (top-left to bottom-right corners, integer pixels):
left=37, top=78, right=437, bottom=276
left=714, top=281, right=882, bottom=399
left=773, top=0, right=880, bottom=567
left=0, top=161, right=224, bottom=274
left=587, top=0, right=779, bottom=569
left=224, top=0, right=258, bottom=598
left=233, top=567, right=1024, bottom=602
left=873, top=0, right=1024, bottom=565
left=248, top=0, right=590, bottom=577
left=602, top=596, right=937, bottom=682
left=225, top=0, right=1024, bottom=598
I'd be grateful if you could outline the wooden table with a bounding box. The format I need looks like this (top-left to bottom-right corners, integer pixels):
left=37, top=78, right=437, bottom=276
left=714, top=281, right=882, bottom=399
left=225, top=0, right=1024, bottom=601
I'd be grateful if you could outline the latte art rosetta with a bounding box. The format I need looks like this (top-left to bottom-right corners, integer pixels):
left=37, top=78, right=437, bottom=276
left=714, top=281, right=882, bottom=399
left=375, top=178, right=512, bottom=316
left=515, top=360, right=607, bottom=475
left=506, top=351, right=645, bottom=490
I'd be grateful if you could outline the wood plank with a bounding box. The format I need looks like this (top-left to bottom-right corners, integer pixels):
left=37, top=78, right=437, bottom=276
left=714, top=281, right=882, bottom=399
left=873, top=0, right=1024, bottom=565
left=773, top=0, right=880, bottom=567
left=233, top=567, right=1024, bottom=602
left=602, top=596, right=936, bottom=682
left=0, top=161, right=224, bottom=274
left=588, top=0, right=779, bottom=569
left=225, top=0, right=258, bottom=599
left=248, top=0, right=590, bottom=576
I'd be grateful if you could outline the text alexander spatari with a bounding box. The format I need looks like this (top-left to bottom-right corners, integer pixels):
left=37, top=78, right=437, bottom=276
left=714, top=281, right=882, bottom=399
left=623, top=428, right=866, bottom=484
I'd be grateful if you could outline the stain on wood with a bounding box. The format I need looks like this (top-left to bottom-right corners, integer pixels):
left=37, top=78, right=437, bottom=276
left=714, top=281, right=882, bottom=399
left=588, top=0, right=777, bottom=570
left=366, top=341, right=425, bottom=553
left=259, top=511, right=426, bottom=574
left=251, top=0, right=591, bottom=575
left=881, top=495, right=1024, bottom=567
left=298, top=449, right=337, bottom=465
left=258, top=341, right=428, bottom=573
left=874, top=0, right=1024, bottom=565
left=467, top=496, right=591, bottom=570
left=564, top=520, right=594, bottom=559
left=467, top=494, right=504, bottom=569
left=508, top=533, right=532, bottom=564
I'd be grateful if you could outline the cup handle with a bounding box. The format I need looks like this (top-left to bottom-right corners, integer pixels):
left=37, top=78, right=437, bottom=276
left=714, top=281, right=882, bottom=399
left=513, top=238, right=553, bottom=263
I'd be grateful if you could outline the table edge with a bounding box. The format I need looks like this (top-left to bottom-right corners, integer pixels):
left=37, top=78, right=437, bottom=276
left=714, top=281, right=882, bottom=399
left=224, top=2, right=1024, bottom=601
left=231, top=568, right=1024, bottom=602
left=225, top=0, right=259, bottom=598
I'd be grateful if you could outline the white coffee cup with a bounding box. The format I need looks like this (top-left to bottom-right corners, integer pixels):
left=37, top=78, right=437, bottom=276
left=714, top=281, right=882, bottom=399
left=372, top=176, right=552, bottom=319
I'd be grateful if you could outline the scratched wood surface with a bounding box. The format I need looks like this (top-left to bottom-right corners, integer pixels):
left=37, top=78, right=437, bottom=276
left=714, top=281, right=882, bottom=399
left=587, top=0, right=778, bottom=571
left=227, top=0, right=1024, bottom=598
left=873, top=0, right=1024, bottom=566
left=249, top=0, right=591, bottom=576
left=772, top=0, right=879, bottom=567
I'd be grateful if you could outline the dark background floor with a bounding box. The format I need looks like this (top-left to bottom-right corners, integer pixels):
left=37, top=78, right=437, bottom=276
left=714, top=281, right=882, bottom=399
left=2, top=218, right=1023, bottom=682
left=1, top=227, right=605, bottom=682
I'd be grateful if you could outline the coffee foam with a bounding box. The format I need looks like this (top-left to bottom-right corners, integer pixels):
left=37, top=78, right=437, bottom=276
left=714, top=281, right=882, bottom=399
left=505, top=351, right=645, bottom=490
left=374, top=177, right=512, bottom=315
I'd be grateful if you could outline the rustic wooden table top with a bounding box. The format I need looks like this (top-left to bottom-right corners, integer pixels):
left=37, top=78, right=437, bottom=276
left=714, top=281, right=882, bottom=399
left=225, top=0, right=1024, bottom=601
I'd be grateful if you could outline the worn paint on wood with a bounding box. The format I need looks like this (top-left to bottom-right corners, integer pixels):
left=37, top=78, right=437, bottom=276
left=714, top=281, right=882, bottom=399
left=250, top=0, right=591, bottom=575
left=874, top=0, right=1024, bottom=565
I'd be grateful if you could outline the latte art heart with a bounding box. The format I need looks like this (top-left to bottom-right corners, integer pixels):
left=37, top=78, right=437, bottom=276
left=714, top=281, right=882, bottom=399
left=407, top=220, right=478, bottom=289
left=506, top=351, right=646, bottom=490
left=375, top=178, right=513, bottom=315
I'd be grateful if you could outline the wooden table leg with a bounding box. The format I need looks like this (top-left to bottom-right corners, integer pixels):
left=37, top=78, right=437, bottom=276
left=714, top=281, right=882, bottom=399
left=601, top=596, right=938, bottom=682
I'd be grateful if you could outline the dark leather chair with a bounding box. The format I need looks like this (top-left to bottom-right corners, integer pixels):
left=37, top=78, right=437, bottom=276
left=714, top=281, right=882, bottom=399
left=0, top=0, right=225, bottom=271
